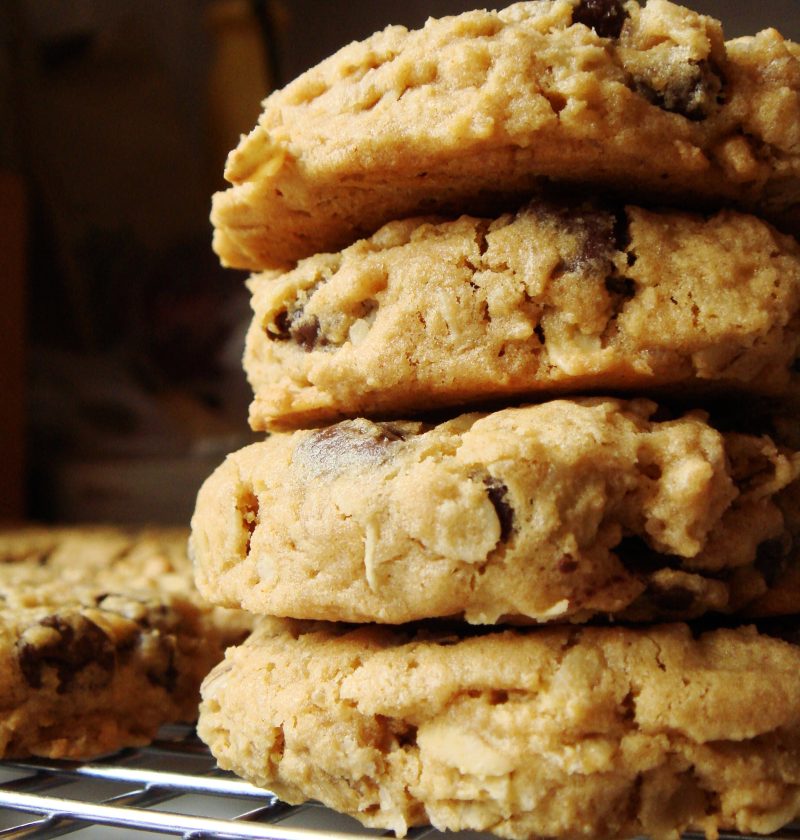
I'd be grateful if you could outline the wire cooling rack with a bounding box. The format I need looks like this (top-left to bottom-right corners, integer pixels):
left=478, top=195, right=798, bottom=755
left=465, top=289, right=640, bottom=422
left=0, top=725, right=799, bottom=840
left=0, top=724, right=479, bottom=840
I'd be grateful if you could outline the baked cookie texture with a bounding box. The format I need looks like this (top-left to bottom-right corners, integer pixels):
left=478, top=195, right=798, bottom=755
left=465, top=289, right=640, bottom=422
left=198, top=618, right=800, bottom=839
left=0, top=527, right=250, bottom=759
left=212, top=0, right=800, bottom=269
left=244, top=201, right=800, bottom=429
left=190, top=398, right=800, bottom=624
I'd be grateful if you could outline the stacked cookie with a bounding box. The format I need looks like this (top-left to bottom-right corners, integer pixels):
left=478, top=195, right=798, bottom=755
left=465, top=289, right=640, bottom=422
left=191, top=1, right=800, bottom=837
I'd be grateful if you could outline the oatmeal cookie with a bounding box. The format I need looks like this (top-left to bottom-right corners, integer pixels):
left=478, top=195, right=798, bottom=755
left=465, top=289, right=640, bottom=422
left=199, top=618, right=800, bottom=839
left=212, top=0, right=800, bottom=268
left=190, top=398, right=800, bottom=624
left=0, top=526, right=250, bottom=758
left=244, top=201, right=800, bottom=429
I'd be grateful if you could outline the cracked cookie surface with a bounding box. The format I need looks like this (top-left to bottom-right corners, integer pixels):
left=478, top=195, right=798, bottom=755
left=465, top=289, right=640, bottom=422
left=244, top=200, right=800, bottom=430
left=190, top=398, right=800, bottom=625
left=0, top=527, right=250, bottom=759
left=212, top=0, right=800, bottom=269
left=198, top=618, right=800, bottom=839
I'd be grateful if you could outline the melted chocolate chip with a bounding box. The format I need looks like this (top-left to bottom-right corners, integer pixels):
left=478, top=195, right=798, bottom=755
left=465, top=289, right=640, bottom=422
left=272, top=309, right=293, bottom=340
left=629, top=60, right=723, bottom=121
left=572, top=0, right=628, bottom=39
left=270, top=307, right=322, bottom=352
left=529, top=201, right=616, bottom=277
left=268, top=278, right=329, bottom=352
left=554, top=212, right=616, bottom=277
left=294, top=420, right=409, bottom=478
left=579, top=214, right=616, bottom=266
left=483, top=478, right=514, bottom=542
left=292, top=317, right=321, bottom=352
left=17, top=614, right=115, bottom=693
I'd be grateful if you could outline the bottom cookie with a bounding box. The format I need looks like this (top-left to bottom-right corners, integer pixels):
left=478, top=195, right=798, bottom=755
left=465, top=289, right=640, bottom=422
left=0, top=526, right=251, bottom=759
left=199, top=618, right=800, bottom=840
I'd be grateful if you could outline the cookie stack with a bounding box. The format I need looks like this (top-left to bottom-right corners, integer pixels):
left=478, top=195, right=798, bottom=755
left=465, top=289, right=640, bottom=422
left=191, top=1, right=800, bottom=837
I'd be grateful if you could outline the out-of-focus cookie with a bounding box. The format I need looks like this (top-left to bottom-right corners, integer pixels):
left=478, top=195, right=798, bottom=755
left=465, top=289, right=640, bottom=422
left=244, top=201, right=800, bottom=429
left=190, top=398, right=800, bottom=624
left=198, top=617, right=800, bottom=839
left=212, top=0, right=800, bottom=269
left=0, top=526, right=250, bottom=759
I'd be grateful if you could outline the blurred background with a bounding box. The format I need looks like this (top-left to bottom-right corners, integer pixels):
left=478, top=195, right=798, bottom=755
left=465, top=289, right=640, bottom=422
left=1, top=0, right=799, bottom=525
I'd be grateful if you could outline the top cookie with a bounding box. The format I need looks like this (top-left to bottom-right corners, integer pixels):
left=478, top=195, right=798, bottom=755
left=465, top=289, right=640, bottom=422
left=212, top=0, right=800, bottom=269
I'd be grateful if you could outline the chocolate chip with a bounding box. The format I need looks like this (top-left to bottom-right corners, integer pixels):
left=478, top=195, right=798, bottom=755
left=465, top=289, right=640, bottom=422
left=293, top=317, right=321, bottom=352
left=483, top=477, right=514, bottom=542
left=528, top=202, right=616, bottom=277
left=270, top=307, right=322, bottom=352
left=17, top=614, right=115, bottom=693
left=616, top=536, right=680, bottom=574
left=629, top=60, right=723, bottom=121
left=579, top=214, right=616, bottom=267
left=268, top=279, right=328, bottom=352
left=294, top=420, right=410, bottom=478
left=554, top=211, right=616, bottom=277
left=649, top=585, right=695, bottom=612
left=755, top=538, right=789, bottom=587
left=572, top=0, right=628, bottom=39
left=272, top=309, right=292, bottom=339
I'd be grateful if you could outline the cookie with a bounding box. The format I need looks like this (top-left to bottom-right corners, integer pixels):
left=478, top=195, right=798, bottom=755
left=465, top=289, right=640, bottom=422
left=198, top=618, right=800, bottom=839
left=190, top=398, right=800, bottom=625
left=0, top=526, right=250, bottom=759
left=211, top=0, right=800, bottom=269
left=244, top=201, right=800, bottom=429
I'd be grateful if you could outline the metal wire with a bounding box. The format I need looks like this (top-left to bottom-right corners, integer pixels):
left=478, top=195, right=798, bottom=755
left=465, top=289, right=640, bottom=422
left=0, top=727, right=798, bottom=840
left=0, top=726, right=431, bottom=839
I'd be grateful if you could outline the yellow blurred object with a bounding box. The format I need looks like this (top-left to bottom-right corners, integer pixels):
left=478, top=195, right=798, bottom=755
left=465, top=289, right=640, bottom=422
left=206, top=0, right=274, bottom=187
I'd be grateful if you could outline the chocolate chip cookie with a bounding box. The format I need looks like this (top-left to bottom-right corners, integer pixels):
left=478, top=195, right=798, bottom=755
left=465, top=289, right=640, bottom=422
left=190, top=398, right=800, bottom=624
left=198, top=617, right=800, bottom=839
left=244, top=200, right=800, bottom=430
left=0, top=526, right=250, bottom=759
left=212, top=0, right=800, bottom=269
